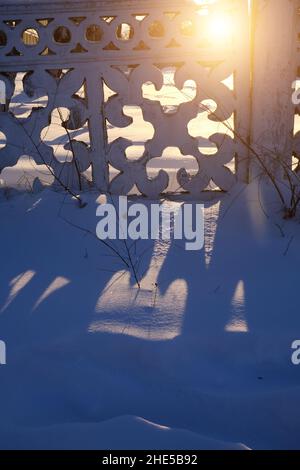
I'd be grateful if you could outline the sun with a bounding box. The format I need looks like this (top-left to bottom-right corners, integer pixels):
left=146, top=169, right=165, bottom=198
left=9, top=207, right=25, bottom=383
left=192, top=1, right=233, bottom=42
left=207, top=14, right=233, bottom=41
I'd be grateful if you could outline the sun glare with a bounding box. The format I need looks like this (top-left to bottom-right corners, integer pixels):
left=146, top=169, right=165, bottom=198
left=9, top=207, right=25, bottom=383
left=193, top=1, right=233, bottom=42
left=207, top=14, right=233, bottom=41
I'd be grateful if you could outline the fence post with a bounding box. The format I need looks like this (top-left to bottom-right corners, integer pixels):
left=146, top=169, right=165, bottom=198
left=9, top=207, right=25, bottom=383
left=251, top=0, right=298, bottom=177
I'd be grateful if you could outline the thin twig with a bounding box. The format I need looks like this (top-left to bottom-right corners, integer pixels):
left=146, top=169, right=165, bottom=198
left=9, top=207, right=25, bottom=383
left=12, top=113, right=85, bottom=207
left=283, top=235, right=294, bottom=257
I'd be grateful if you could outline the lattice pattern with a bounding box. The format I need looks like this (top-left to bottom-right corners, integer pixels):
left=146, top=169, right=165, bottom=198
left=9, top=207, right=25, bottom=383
left=0, top=0, right=250, bottom=196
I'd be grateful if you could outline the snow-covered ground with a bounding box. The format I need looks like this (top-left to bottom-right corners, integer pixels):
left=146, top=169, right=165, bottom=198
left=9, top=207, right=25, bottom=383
left=1, top=72, right=300, bottom=450
left=0, top=180, right=300, bottom=450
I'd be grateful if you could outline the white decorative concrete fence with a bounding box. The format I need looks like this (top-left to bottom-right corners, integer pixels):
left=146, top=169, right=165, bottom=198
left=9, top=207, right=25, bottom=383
left=0, top=0, right=299, bottom=197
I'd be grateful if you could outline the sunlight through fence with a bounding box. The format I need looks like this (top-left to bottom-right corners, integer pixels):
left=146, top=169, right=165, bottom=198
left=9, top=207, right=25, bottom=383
left=0, top=0, right=299, bottom=197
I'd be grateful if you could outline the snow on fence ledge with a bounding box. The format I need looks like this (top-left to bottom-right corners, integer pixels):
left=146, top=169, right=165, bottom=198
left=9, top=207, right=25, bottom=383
left=0, top=0, right=299, bottom=197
